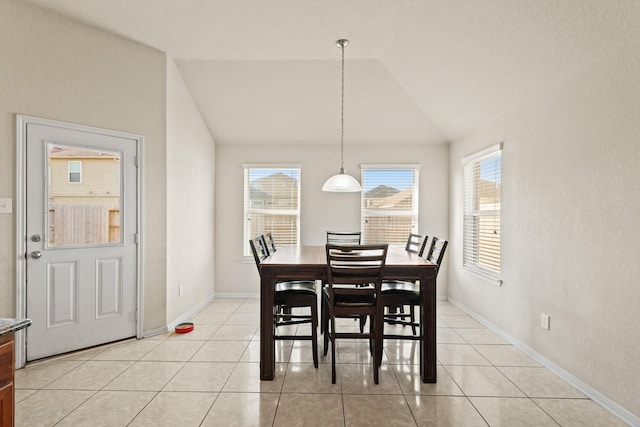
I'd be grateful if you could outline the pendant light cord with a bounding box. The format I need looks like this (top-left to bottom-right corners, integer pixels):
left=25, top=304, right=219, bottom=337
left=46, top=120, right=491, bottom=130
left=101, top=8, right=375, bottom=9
left=340, top=40, right=345, bottom=173
left=322, top=39, right=361, bottom=192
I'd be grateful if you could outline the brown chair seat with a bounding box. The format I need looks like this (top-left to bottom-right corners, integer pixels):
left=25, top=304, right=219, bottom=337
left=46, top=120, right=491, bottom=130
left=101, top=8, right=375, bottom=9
left=323, top=287, right=375, bottom=307
left=275, top=281, right=317, bottom=295
left=382, top=280, right=419, bottom=296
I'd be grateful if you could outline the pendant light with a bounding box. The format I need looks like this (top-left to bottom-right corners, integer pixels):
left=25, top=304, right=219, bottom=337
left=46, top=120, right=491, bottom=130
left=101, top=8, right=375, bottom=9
left=322, top=39, right=363, bottom=192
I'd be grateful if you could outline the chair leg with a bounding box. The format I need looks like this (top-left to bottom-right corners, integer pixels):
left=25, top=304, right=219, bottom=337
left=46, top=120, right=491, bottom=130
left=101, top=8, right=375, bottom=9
left=377, top=314, right=383, bottom=368
left=368, top=316, right=374, bottom=356
left=373, top=312, right=382, bottom=384
left=330, top=316, right=337, bottom=384
left=311, top=299, right=318, bottom=368
left=323, top=299, right=329, bottom=356
left=320, top=291, right=324, bottom=334
left=410, top=305, right=417, bottom=336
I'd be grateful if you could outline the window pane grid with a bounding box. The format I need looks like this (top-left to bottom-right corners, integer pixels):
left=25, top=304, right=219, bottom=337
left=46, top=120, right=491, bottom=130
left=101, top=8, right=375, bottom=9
left=463, top=146, right=501, bottom=281
left=361, top=167, right=419, bottom=244
left=244, top=167, right=300, bottom=255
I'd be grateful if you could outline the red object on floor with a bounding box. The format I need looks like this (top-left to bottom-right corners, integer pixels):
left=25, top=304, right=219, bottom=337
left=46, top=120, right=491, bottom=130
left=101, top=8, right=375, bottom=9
left=175, top=322, right=194, bottom=334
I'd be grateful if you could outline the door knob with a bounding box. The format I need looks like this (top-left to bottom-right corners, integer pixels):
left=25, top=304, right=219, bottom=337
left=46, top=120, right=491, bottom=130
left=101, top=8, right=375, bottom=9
left=31, top=250, right=42, bottom=259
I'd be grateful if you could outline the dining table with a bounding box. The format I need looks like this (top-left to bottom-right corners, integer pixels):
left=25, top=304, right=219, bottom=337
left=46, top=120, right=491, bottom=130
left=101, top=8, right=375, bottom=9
left=259, top=245, right=439, bottom=383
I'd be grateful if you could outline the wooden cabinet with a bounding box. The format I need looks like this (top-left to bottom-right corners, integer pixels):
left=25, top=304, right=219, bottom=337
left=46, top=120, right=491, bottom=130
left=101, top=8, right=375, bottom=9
left=0, top=333, right=14, bottom=427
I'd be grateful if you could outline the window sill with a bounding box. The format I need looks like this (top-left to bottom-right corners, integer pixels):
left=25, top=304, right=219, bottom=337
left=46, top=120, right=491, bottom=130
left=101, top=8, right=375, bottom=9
left=463, top=267, right=502, bottom=287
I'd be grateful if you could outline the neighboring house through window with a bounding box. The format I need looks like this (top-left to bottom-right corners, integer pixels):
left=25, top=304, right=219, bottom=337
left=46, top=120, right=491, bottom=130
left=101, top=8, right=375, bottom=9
left=361, top=165, right=419, bottom=244
left=462, top=143, right=502, bottom=284
left=243, top=165, right=301, bottom=256
left=48, top=145, right=122, bottom=246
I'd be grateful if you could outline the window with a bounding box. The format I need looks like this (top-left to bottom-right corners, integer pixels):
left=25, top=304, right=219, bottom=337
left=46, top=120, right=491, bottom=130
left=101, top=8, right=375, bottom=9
left=68, top=160, right=82, bottom=183
left=243, top=165, right=301, bottom=256
left=462, top=143, right=502, bottom=284
left=361, top=165, right=419, bottom=244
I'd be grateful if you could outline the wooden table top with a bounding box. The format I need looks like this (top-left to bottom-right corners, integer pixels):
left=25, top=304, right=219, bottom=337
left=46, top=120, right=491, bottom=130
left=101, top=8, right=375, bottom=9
left=260, top=245, right=436, bottom=269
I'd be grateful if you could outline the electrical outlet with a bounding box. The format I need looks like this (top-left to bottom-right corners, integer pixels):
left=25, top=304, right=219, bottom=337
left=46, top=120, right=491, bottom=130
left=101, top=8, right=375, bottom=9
left=179, top=285, right=184, bottom=296
left=541, top=313, right=550, bottom=330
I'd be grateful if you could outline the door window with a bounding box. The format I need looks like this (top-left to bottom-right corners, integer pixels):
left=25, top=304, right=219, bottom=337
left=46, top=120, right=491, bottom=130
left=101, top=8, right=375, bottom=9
left=46, top=143, right=123, bottom=247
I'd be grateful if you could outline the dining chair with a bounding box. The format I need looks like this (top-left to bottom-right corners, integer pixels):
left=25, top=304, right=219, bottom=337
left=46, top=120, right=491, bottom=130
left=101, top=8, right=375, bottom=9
left=322, top=243, right=388, bottom=384
left=381, top=236, right=448, bottom=339
left=405, top=233, right=428, bottom=256
left=385, top=233, right=428, bottom=332
left=249, top=235, right=318, bottom=368
left=265, top=232, right=277, bottom=254
left=326, top=231, right=362, bottom=245
left=263, top=232, right=295, bottom=318
left=323, top=231, right=364, bottom=334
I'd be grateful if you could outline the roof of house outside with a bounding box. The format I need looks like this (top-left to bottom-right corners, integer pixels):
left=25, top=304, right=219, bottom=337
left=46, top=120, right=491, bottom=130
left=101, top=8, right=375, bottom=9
left=49, top=147, right=119, bottom=159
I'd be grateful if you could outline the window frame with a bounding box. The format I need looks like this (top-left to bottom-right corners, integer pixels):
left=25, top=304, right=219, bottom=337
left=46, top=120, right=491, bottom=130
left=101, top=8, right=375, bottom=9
left=243, top=164, right=301, bottom=257
left=360, top=164, right=420, bottom=245
left=68, top=160, right=82, bottom=183
left=462, top=143, right=502, bottom=285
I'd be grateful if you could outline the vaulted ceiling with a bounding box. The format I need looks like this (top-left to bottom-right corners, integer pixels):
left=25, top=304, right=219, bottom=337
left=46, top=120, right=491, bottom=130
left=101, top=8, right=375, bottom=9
left=20, top=0, right=640, bottom=145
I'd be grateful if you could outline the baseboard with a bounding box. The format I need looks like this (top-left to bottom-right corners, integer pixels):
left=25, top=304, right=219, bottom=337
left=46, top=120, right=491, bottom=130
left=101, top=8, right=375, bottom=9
left=142, top=294, right=217, bottom=338
left=448, top=297, right=639, bottom=427
left=214, top=292, right=260, bottom=299
left=142, top=326, right=169, bottom=338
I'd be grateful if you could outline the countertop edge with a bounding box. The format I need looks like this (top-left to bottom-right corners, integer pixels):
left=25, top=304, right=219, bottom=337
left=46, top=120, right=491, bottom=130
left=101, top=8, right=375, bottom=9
left=0, top=318, right=32, bottom=336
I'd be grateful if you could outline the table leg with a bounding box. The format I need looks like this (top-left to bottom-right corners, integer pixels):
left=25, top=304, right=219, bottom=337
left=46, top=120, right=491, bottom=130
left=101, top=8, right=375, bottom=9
left=260, top=271, right=275, bottom=380
left=420, top=270, right=437, bottom=383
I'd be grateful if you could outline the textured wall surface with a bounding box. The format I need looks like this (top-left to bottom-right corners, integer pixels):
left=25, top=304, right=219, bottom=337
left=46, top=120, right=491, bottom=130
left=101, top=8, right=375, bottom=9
left=166, top=56, right=216, bottom=324
left=0, top=0, right=167, bottom=330
left=448, top=42, right=640, bottom=419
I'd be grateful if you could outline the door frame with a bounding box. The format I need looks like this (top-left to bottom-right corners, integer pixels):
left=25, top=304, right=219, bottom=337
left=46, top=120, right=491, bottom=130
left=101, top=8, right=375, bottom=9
left=14, top=114, right=144, bottom=368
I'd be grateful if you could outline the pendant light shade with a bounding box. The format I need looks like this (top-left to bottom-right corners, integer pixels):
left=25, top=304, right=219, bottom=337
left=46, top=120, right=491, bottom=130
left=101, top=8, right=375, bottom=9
left=322, top=167, right=363, bottom=192
left=322, top=39, right=362, bottom=192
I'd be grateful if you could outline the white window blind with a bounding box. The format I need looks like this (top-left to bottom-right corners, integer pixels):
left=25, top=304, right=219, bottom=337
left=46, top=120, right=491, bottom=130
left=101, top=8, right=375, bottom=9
left=361, top=165, right=419, bottom=244
left=462, top=144, right=502, bottom=284
left=243, top=165, right=301, bottom=256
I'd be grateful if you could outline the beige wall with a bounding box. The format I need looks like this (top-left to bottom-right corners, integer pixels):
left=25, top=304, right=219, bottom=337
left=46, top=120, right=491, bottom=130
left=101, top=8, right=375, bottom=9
left=448, top=43, right=640, bottom=418
left=166, top=56, right=216, bottom=324
left=0, top=0, right=168, bottom=331
left=6, top=0, right=636, bottom=420
left=215, top=143, right=449, bottom=297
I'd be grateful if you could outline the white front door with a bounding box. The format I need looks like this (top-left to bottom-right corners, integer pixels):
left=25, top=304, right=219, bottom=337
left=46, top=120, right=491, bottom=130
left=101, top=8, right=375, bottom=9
left=25, top=120, right=139, bottom=361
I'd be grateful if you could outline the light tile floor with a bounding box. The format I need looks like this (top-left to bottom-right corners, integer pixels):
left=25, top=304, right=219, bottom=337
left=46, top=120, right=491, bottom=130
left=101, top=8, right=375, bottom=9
left=14, top=299, right=628, bottom=426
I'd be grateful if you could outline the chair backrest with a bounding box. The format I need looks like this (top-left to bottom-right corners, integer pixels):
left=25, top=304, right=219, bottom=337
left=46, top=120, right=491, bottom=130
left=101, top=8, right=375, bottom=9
left=425, top=237, right=448, bottom=276
left=265, top=232, right=277, bottom=254
left=249, top=235, right=270, bottom=272
left=325, top=244, right=388, bottom=299
left=326, top=231, right=362, bottom=245
left=405, top=233, right=428, bottom=256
